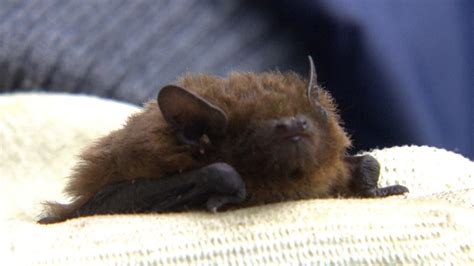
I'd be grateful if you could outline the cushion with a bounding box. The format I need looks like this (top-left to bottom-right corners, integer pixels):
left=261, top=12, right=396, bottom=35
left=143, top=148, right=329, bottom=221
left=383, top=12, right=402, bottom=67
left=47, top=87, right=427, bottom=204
left=1, top=93, right=473, bottom=264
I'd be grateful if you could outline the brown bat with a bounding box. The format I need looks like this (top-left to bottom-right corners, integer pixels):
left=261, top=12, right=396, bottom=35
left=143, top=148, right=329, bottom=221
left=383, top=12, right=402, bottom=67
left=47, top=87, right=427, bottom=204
left=39, top=57, right=408, bottom=224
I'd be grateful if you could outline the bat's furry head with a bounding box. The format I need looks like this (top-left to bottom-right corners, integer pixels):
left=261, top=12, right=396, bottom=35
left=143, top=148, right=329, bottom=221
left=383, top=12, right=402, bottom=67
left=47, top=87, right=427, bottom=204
left=158, top=58, right=351, bottom=192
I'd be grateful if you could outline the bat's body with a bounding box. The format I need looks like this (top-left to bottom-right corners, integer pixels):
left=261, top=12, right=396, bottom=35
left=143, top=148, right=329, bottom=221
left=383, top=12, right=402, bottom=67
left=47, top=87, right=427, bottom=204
left=39, top=58, right=408, bottom=224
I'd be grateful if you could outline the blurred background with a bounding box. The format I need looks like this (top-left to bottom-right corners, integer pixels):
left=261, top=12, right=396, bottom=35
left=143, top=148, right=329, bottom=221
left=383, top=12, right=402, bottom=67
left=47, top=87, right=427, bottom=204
left=0, top=0, right=472, bottom=159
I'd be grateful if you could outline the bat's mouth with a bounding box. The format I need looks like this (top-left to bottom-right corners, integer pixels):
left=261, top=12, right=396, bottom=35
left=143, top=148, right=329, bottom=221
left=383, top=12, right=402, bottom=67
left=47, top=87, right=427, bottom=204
left=260, top=132, right=312, bottom=151
left=281, top=133, right=311, bottom=143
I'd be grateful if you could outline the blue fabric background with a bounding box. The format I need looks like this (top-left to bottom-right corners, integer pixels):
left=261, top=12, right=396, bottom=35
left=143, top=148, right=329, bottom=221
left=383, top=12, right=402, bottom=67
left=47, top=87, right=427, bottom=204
left=270, top=0, right=473, bottom=159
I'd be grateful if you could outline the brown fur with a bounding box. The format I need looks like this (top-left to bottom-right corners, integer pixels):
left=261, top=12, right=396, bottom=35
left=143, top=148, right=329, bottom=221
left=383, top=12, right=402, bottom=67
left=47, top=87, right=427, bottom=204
left=44, top=71, right=352, bottom=220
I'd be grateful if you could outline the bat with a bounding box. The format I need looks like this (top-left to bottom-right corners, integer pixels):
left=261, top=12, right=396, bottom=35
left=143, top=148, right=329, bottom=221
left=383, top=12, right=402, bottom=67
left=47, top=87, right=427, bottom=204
left=38, top=57, right=408, bottom=224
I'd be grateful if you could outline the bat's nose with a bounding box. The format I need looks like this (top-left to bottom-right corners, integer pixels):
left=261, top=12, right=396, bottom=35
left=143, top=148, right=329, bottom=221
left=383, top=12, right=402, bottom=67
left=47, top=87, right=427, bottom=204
left=297, top=117, right=308, bottom=130
left=274, top=116, right=309, bottom=133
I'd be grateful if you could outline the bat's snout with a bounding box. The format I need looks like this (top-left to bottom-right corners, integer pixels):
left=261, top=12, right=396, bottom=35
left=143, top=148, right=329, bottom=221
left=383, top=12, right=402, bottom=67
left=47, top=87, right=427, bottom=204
left=273, top=116, right=310, bottom=142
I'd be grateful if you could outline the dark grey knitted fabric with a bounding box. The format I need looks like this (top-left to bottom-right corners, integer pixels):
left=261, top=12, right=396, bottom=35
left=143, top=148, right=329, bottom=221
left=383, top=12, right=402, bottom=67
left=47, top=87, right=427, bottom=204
left=0, top=0, right=305, bottom=104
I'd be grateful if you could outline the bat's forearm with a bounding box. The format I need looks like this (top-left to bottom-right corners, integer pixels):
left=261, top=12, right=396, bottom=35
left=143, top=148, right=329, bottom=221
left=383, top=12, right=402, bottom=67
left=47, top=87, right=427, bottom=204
left=72, top=163, right=247, bottom=218
left=72, top=178, right=188, bottom=216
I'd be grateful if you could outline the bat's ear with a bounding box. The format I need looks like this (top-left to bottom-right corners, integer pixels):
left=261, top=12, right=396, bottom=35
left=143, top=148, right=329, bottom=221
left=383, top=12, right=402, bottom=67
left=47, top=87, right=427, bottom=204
left=307, top=56, right=328, bottom=121
left=158, top=85, right=228, bottom=145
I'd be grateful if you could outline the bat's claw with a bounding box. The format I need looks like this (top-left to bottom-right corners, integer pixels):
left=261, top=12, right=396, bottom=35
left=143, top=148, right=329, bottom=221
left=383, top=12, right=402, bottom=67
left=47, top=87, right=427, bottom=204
left=206, top=192, right=245, bottom=213
left=387, top=184, right=409, bottom=195
left=38, top=216, right=66, bottom=224
left=365, top=184, right=409, bottom=197
left=206, top=196, right=223, bottom=213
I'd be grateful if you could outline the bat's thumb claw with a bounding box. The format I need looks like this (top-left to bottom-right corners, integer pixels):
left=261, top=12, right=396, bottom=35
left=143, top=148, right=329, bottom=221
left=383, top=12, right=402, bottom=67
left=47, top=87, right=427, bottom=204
left=206, top=191, right=246, bottom=213
left=206, top=197, right=223, bottom=213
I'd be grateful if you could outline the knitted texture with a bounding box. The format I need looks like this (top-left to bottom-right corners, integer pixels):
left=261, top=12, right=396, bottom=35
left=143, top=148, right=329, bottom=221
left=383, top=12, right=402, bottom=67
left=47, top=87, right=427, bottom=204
left=5, top=201, right=474, bottom=265
left=0, top=1, right=302, bottom=104
left=1, top=93, right=473, bottom=264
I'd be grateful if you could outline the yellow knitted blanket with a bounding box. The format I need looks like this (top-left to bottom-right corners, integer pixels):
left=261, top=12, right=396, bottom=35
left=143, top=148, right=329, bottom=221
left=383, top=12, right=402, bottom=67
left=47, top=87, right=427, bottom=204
left=1, top=93, right=473, bottom=264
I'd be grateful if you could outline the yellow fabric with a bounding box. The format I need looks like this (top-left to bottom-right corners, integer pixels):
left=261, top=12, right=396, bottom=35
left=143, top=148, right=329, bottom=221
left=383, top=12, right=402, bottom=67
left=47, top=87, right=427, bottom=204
left=1, top=93, right=473, bottom=264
